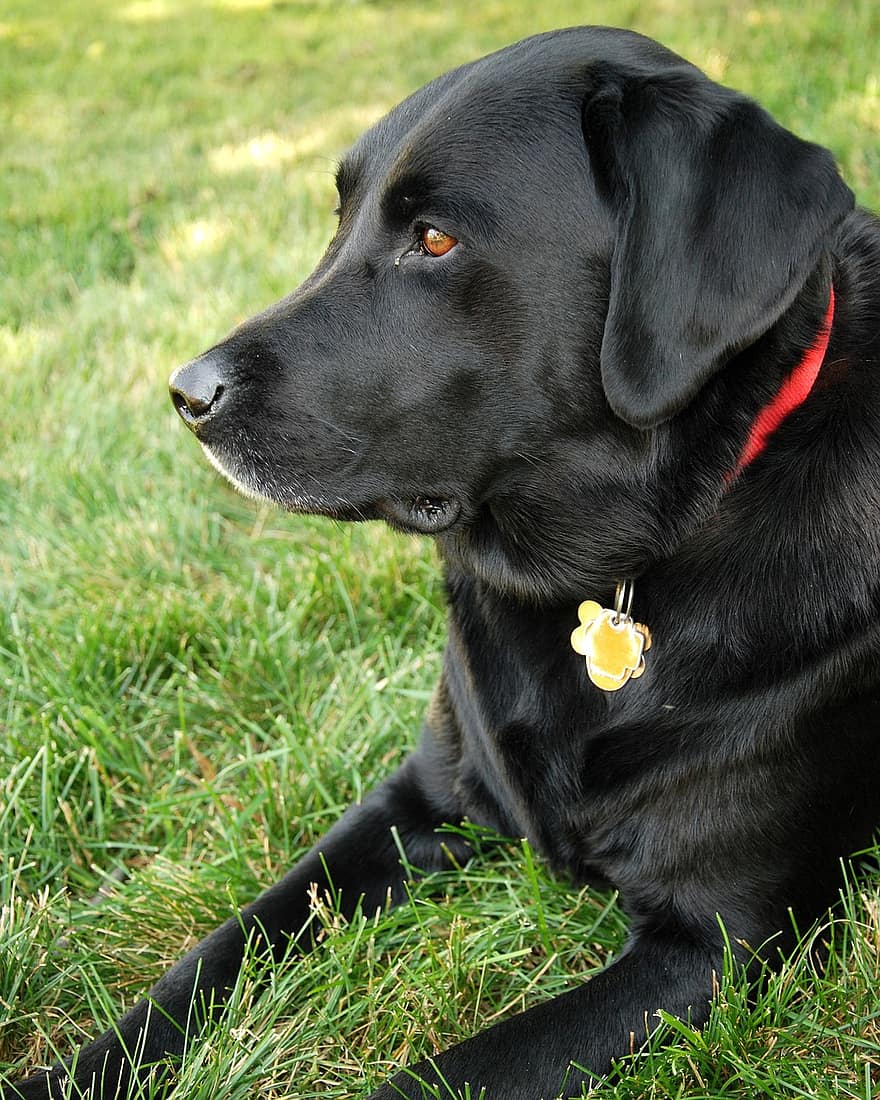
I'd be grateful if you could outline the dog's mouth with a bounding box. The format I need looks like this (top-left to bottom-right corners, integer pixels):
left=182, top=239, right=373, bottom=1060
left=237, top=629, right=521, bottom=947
left=201, top=442, right=462, bottom=535
left=374, top=495, right=462, bottom=535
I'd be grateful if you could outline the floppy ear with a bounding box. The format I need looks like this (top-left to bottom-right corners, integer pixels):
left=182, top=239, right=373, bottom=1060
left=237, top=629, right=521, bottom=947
left=582, top=65, right=854, bottom=428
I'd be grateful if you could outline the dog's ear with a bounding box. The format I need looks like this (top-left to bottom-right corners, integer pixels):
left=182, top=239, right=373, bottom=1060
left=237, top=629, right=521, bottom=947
left=582, top=65, right=854, bottom=428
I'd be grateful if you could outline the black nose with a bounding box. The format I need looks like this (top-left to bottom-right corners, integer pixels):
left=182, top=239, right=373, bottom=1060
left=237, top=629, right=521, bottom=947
left=169, top=352, right=226, bottom=429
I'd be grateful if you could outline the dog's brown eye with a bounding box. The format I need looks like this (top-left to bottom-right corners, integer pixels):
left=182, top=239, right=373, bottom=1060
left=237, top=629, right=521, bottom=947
left=420, top=226, right=457, bottom=257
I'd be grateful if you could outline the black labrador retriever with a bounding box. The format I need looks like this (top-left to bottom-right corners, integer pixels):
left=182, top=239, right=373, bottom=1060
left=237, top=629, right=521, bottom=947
left=8, top=24, right=880, bottom=1100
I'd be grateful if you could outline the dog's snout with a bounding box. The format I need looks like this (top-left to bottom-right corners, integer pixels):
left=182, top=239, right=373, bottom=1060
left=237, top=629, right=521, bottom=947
left=169, top=353, right=227, bottom=430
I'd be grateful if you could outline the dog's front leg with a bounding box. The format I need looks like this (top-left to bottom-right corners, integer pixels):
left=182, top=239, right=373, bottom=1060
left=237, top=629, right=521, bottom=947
left=4, top=747, right=468, bottom=1100
left=369, top=928, right=720, bottom=1100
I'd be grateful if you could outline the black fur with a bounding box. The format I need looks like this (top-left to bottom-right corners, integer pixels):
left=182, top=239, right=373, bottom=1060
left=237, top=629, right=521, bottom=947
left=8, top=26, right=880, bottom=1100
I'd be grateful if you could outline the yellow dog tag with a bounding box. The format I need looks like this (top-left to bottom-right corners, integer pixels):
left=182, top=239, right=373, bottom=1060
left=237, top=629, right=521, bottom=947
left=570, top=586, right=651, bottom=692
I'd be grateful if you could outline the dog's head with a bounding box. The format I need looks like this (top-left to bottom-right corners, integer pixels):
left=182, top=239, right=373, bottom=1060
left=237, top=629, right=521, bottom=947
left=170, top=27, right=852, bottom=601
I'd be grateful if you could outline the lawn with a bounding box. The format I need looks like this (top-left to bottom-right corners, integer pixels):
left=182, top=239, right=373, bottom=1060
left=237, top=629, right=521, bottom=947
left=1, top=0, right=879, bottom=1097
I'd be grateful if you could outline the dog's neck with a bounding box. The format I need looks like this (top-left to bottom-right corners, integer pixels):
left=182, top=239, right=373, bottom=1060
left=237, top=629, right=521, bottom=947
left=573, top=285, right=837, bottom=693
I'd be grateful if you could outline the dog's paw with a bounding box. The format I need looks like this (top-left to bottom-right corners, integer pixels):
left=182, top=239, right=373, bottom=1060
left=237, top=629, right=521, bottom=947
left=0, top=1073, right=63, bottom=1100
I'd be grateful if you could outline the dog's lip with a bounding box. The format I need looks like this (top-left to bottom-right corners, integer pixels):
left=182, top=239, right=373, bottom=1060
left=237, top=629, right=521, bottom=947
left=196, top=444, right=463, bottom=534
left=376, top=496, right=462, bottom=535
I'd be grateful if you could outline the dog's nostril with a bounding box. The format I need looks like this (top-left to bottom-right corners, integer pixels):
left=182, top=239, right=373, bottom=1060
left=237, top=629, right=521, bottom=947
left=169, top=355, right=227, bottom=427
left=171, top=382, right=224, bottom=421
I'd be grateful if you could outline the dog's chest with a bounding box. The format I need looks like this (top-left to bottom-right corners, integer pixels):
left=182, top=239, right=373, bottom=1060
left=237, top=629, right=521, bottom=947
left=443, top=578, right=654, bottom=878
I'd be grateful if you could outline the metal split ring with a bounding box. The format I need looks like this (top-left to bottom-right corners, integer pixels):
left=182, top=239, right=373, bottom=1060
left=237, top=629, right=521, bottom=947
left=613, top=579, right=635, bottom=624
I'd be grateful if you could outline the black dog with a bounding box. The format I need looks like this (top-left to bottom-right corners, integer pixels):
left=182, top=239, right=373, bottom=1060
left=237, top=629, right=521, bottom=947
left=8, top=25, right=880, bottom=1100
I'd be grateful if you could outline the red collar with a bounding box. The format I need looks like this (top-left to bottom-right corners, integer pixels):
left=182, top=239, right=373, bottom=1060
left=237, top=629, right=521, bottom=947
left=732, top=286, right=835, bottom=477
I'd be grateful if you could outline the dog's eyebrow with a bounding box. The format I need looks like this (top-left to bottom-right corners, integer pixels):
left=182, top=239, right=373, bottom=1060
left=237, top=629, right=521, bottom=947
left=383, top=172, right=499, bottom=239
left=334, top=158, right=360, bottom=207
left=381, top=172, right=432, bottom=217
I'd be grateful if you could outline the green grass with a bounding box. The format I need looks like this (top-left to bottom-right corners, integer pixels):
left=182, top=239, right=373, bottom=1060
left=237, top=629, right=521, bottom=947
left=1, top=0, right=879, bottom=1097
